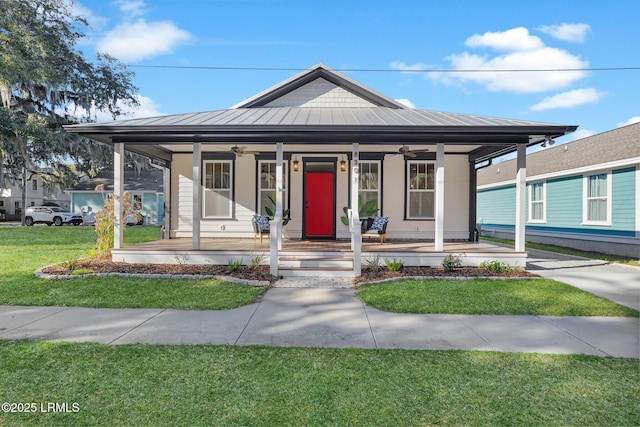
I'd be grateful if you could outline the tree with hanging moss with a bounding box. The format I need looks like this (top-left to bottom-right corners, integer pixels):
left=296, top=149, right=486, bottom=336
left=0, top=0, right=141, bottom=221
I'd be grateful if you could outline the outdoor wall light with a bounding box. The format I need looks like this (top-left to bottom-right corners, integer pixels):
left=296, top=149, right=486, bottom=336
left=340, top=156, right=347, bottom=172
left=292, top=157, right=299, bottom=172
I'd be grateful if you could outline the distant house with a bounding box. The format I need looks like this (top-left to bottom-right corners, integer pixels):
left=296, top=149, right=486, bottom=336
left=67, top=169, right=164, bottom=225
left=477, top=123, right=640, bottom=258
left=0, top=174, right=70, bottom=219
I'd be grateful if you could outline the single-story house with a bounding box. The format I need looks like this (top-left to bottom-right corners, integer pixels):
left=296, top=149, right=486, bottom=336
left=67, top=169, right=165, bottom=225
left=64, top=64, right=577, bottom=276
left=477, top=123, right=639, bottom=259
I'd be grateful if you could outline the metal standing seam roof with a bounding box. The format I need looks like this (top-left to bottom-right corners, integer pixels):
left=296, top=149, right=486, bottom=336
left=66, top=107, right=574, bottom=132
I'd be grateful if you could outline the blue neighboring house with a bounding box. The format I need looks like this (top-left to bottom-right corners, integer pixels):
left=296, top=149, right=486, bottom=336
left=67, top=169, right=164, bottom=225
left=477, top=123, right=639, bottom=259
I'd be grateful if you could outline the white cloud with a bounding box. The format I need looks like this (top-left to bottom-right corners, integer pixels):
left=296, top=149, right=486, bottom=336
left=567, top=129, right=596, bottom=141
left=395, top=98, right=416, bottom=108
left=530, top=88, right=604, bottom=111
left=411, top=27, right=589, bottom=94
left=389, top=61, right=430, bottom=73
left=97, top=19, right=193, bottom=62
left=71, top=2, right=109, bottom=31
left=616, top=116, right=640, bottom=127
left=538, top=23, right=590, bottom=43
left=465, top=27, right=544, bottom=51
left=115, top=0, right=147, bottom=18
left=70, top=95, right=165, bottom=123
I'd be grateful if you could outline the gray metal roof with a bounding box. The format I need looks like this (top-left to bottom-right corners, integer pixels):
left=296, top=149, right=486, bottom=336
left=64, top=64, right=577, bottom=163
left=477, top=122, right=640, bottom=187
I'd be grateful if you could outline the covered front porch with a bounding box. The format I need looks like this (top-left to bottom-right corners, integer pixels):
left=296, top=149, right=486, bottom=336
left=112, top=237, right=526, bottom=277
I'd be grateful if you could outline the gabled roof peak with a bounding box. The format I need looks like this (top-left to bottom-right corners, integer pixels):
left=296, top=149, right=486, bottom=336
left=231, top=63, right=407, bottom=109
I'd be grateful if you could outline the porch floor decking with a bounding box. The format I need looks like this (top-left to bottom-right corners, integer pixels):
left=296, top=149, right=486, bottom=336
left=118, top=238, right=519, bottom=254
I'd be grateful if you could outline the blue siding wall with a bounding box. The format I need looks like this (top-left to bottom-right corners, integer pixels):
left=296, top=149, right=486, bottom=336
left=545, top=176, right=583, bottom=228
left=478, top=166, right=638, bottom=238
left=477, top=185, right=515, bottom=226
left=612, top=167, right=636, bottom=233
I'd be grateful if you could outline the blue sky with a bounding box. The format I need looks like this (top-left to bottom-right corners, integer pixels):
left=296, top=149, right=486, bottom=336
left=74, top=0, right=639, bottom=143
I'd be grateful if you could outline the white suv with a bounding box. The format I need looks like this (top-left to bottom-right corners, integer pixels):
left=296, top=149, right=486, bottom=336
left=24, top=206, right=83, bottom=226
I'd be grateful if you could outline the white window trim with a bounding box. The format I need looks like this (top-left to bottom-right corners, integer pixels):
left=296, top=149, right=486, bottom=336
left=406, top=160, right=435, bottom=219
left=358, top=160, right=381, bottom=213
left=582, top=171, right=612, bottom=226
left=528, top=182, right=546, bottom=223
left=257, top=160, right=288, bottom=216
left=203, top=160, right=233, bottom=219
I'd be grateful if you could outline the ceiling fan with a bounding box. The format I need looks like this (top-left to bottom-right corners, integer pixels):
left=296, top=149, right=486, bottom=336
left=218, top=145, right=260, bottom=157
left=392, top=145, right=430, bottom=158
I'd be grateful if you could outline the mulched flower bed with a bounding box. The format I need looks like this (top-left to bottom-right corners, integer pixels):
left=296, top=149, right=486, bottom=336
left=41, top=259, right=278, bottom=283
left=42, top=260, right=537, bottom=285
left=354, top=266, right=538, bottom=285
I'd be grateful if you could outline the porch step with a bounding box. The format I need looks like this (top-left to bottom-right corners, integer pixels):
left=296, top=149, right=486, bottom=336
left=278, top=267, right=355, bottom=278
left=278, top=254, right=355, bottom=277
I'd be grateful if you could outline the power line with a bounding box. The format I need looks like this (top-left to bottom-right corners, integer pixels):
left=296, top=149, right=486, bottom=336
left=126, top=64, right=640, bottom=73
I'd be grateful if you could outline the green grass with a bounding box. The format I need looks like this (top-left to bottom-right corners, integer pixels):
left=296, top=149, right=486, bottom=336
left=0, top=226, right=265, bottom=310
left=481, top=236, right=640, bottom=266
left=357, top=278, right=639, bottom=317
left=0, top=342, right=638, bottom=426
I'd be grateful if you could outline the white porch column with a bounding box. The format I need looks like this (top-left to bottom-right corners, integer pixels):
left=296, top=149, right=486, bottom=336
left=434, top=143, right=445, bottom=251
left=192, top=142, right=201, bottom=250
left=275, top=142, right=283, bottom=251
left=162, top=165, right=170, bottom=239
left=351, top=143, right=361, bottom=276
left=113, top=142, right=124, bottom=250
left=515, top=143, right=527, bottom=252
left=270, top=143, right=284, bottom=276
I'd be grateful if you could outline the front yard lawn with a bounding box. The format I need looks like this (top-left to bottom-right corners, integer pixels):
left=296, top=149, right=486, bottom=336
left=1, top=342, right=638, bottom=426
left=357, top=278, right=639, bottom=317
left=0, top=226, right=265, bottom=310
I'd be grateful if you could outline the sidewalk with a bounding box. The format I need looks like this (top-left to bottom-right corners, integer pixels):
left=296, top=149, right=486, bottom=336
left=1, top=250, right=638, bottom=359
left=1, top=287, right=638, bottom=358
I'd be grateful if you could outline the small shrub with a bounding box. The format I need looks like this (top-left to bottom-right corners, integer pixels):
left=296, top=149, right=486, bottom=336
left=61, top=258, right=79, bottom=273
left=479, top=260, right=515, bottom=274
left=442, top=254, right=462, bottom=272
left=384, top=257, right=404, bottom=272
left=365, top=254, right=382, bottom=274
left=228, top=258, right=244, bottom=272
left=250, top=252, right=266, bottom=268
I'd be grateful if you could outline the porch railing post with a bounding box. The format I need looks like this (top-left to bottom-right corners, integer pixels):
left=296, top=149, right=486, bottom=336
left=351, top=143, right=361, bottom=276
left=269, top=218, right=278, bottom=276
left=275, top=142, right=283, bottom=251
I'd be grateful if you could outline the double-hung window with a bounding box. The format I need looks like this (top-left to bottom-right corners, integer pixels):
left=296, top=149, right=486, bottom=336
left=528, top=182, right=545, bottom=222
left=359, top=161, right=380, bottom=213
left=258, top=161, right=287, bottom=216
left=583, top=172, right=611, bottom=225
left=204, top=160, right=233, bottom=218
left=407, top=161, right=435, bottom=219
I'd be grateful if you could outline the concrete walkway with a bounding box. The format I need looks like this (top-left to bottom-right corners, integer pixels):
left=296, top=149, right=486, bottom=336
left=1, top=250, right=638, bottom=358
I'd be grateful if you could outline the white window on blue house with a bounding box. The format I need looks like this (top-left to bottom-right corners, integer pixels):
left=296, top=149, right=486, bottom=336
left=204, top=160, right=233, bottom=218
left=258, top=161, right=287, bottom=217
left=407, top=161, right=435, bottom=219
left=583, top=172, right=611, bottom=225
left=359, top=161, right=381, bottom=214
left=528, top=182, right=545, bottom=223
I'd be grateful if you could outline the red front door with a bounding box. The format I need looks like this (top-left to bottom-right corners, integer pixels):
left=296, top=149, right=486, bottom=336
left=304, top=171, right=335, bottom=238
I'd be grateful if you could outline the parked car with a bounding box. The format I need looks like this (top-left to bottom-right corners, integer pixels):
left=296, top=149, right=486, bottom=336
left=24, top=206, right=83, bottom=226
